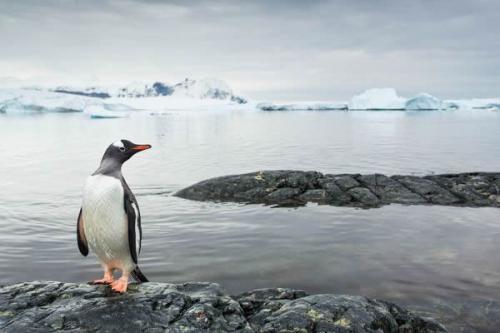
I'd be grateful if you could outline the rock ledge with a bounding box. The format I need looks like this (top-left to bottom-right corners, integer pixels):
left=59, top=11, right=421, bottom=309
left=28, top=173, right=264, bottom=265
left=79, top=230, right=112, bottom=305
left=0, top=281, right=446, bottom=332
left=175, top=170, right=500, bottom=208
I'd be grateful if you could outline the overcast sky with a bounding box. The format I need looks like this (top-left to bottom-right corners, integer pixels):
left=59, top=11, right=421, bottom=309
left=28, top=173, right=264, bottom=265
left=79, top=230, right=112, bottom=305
left=0, top=0, right=499, bottom=100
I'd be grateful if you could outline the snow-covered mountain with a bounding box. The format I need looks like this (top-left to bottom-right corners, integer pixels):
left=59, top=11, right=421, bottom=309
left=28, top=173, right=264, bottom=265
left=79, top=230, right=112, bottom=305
left=50, top=78, right=247, bottom=104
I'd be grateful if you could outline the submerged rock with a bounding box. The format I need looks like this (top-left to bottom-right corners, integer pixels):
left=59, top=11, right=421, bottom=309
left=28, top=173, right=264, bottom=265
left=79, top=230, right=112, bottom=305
left=175, top=171, right=500, bottom=208
left=0, top=281, right=446, bottom=332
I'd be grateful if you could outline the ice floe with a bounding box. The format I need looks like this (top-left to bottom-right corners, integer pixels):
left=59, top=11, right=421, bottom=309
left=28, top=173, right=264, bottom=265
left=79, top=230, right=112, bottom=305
left=257, top=102, right=348, bottom=111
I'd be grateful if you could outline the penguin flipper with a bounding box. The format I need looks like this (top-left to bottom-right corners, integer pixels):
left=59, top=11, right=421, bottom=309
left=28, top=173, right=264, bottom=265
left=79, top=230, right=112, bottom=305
left=77, top=208, right=89, bottom=256
left=124, top=193, right=138, bottom=264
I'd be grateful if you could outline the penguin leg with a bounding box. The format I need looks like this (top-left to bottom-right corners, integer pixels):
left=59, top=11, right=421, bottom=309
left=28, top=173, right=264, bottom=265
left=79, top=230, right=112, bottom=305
left=91, top=266, right=114, bottom=285
left=111, top=271, right=130, bottom=293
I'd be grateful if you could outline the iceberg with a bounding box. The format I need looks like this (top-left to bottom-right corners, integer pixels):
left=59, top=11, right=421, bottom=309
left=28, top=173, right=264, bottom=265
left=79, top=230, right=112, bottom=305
left=441, top=101, right=460, bottom=110
left=444, top=98, right=500, bottom=110
left=257, top=102, right=347, bottom=111
left=0, top=89, right=93, bottom=114
left=485, top=103, right=500, bottom=111
left=348, top=88, right=406, bottom=110
left=0, top=77, right=249, bottom=116
left=404, top=93, right=442, bottom=110
left=83, top=104, right=131, bottom=119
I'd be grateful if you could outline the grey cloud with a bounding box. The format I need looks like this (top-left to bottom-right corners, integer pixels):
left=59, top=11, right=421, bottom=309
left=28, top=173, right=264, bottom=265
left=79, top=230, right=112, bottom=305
left=0, top=0, right=498, bottom=100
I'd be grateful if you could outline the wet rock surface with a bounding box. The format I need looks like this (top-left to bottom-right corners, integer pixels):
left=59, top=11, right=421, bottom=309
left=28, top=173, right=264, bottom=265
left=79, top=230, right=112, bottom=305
left=175, top=171, right=500, bottom=208
left=0, top=281, right=446, bottom=332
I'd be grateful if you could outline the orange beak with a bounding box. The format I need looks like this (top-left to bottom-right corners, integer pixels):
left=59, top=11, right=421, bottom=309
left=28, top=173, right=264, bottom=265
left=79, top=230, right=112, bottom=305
left=131, top=144, right=152, bottom=151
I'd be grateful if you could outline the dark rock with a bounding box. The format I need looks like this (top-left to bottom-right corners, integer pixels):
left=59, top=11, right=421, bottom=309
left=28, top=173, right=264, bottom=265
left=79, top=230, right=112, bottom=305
left=426, top=173, right=496, bottom=206
left=233, top=289, right=446, bottom=333
left=392, top=176, right=462, bottom=205
left=357, top=174, right=426, bottom=205
left=52, top=89, right=111, bottom=99
left=176, top=171, right=500, bottom=209
left=318, top=177, right=353, bottom=204
left=0, top=281, right=251, bottom=333
left=347, top=187, right=381, bottom=207
left=298, top=189, right=329, bottom=203
left=265, top=187, right=301, bottom=204
left=333, top=175, right=361, bottom=191
left=0, top=282, right=446, bottom=333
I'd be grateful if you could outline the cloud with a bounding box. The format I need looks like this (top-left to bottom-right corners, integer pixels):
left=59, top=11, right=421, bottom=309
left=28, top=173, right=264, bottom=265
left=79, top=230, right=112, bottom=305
left=0, top=0, right=499, bottom=100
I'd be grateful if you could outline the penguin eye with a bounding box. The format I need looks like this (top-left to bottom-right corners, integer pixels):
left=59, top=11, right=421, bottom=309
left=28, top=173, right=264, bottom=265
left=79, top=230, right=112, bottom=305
left=119, top=146, right=126, bottom=152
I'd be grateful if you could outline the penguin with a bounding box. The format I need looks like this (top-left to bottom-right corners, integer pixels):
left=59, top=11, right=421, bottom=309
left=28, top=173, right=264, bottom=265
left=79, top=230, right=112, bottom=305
left=77, top=139, right=151, bottom=293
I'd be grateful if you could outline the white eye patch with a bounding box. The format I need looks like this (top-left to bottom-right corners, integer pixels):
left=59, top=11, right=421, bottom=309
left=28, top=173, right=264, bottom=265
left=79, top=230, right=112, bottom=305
left=112, top=140, right=124, bottom=148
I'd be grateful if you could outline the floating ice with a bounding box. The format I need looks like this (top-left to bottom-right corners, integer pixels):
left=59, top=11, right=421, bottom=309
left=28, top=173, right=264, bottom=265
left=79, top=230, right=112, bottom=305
left=83, top=104, right=133, bottom=119
left=348, top=88, right=406, bottom=110
left=405, top=93, right=442, bottom=110
left=0, top=89, right=93, bottom=114
left=444, top=98, right=500, bottom=110
left=257, top=102, right=348, bottom=111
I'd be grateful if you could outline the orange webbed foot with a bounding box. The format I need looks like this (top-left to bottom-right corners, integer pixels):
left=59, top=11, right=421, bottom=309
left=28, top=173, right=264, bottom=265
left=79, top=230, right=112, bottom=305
left=90, top=277, right=114, bottom=285
left=110, top=278, right=128, bottom=293
left=89, top=270, right=114, bottom=285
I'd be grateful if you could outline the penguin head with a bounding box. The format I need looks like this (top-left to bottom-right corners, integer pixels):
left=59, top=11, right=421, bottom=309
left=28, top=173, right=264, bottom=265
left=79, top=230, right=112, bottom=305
left=102, top=139, right=152, bottom=165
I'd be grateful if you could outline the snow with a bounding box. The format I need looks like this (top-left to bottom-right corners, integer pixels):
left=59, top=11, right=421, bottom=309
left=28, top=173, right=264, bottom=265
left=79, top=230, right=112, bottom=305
left=405, top=93, right=442, bottom=110
left=348, top=88, right=406, bottom=110
left=172, top=78, right=247, bottom=103
left=49, top=78, right=247, bottom=103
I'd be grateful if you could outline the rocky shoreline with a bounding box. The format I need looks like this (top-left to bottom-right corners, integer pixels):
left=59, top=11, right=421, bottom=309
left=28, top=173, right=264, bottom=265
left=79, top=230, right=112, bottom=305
left=0, top=281, right=446, bottom=332
left=175, top=170, right=500, bottom=208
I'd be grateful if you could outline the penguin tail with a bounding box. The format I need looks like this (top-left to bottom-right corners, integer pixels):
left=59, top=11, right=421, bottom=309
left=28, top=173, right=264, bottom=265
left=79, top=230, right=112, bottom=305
left=131, top=266, right=149, bottom=283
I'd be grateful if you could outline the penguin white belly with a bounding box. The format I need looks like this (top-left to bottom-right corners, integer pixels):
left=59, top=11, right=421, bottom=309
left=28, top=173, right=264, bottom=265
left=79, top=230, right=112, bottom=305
left=82, top=174, right=135, bottom=272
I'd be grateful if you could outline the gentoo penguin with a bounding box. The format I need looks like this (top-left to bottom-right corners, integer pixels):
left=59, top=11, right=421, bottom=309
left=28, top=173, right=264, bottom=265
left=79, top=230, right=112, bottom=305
left=77, top=139, right=151, bottom=293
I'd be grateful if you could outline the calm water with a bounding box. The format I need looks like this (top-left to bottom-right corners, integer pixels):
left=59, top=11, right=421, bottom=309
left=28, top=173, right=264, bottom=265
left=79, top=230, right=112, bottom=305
left=1, top=109, right=500, bottom=332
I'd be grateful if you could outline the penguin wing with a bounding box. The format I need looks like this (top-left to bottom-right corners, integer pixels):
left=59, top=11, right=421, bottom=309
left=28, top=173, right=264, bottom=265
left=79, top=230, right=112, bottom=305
left=124, top=191, right=141, bottom=264
left=77, top=208, right=89, bottom=256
